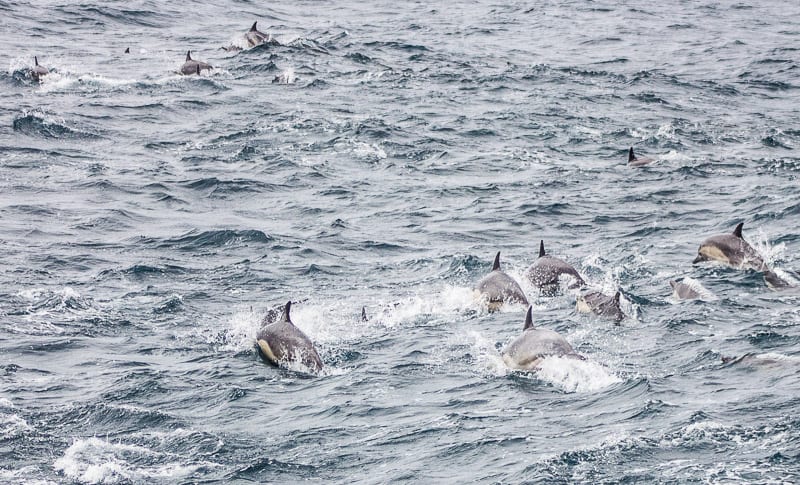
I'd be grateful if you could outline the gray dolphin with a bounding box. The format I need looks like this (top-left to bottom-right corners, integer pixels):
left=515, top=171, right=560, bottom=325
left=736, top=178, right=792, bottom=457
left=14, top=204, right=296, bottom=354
left=31, top=56, right=49, bottom=82
left=669, top=280, right=702, bottom=300
left=222, top=21, right=281, bottom=52
left=764, top=270, right=798, bottom=290
left=255, top=301, right=323, bottom=373
left=502, top=306, right=584, bottom=370
left=525, top=240, right=585, bottom=295
left=692, top=222, right=766, bottom=271
left=180, top=51, right=212, bottom=75
left=628, top=147, right=654, bottom=167
left=245, top=21, right=279, bottom=47
left=474, top=252, right=529, bottom=311
left=576, top=290, right=626, bottom=322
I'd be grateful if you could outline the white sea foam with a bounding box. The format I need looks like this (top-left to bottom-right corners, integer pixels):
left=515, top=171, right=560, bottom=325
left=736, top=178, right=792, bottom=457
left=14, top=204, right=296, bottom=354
left=54, top=437, right=216, bottom=484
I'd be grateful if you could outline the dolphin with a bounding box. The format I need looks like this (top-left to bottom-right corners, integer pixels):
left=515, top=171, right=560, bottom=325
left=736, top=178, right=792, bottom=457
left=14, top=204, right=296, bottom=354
left=255, top=301, right=323, bottom=373
left=180, top=51, right=212, bottom=75
left=669, top=280, right=702, bottom=300
left=31, top=56, right=49, bottom=82
left=222, top=21, right=281, bottom=51
left=692, top=222, right=766, bottom=271
left=525, top=240, right=585, bottom=295
left=628, top=147, right=654, bottom=167
left=502, top=306, right=584, bottom=370
left=245, top=21, right=280, bottom=48
left=473, top=252, right=529, bottom=311
left=576, top=290, right=626, bottom=322
left=763, top=269, right=798, bottom=290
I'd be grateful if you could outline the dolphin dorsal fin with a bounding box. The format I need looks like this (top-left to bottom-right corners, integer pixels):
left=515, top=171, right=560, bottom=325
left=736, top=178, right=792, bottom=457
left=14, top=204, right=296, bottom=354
left=628, top=147, right=635, bottom=162
left=733, top=222, right=744, bottom=238
left=186, top=51, right=192, bottom=61
left=281, top=301, right=292, bottom=324
left=492, top=251, right=501, bottom=271
left=361, top=306, right=368, bottom=322
left=124, top=47, right=130, bottom=54
left=613, top=291, right=621, bottom=303
left=539, top=240, right=546, bottom=257
left=250, top=21, right=258, bottom=31
left=523, top=306, right=534, bottom=330
left=34, top=56, right=39, bottom=66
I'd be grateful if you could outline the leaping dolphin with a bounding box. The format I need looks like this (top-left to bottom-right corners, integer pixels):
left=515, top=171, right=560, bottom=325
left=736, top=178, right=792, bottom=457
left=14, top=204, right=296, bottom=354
left=180, top=51, right=212, bottom=75
left=525, top=240, right=585, bottom=295
left=576, top=290, right=626, bottom=322
left=628, top=147, right=654, bottom=167
left=474, top=252, right=529, bottom=311
left=502, top=306, right=584, bottom=370
left=255, top=301, right=323, bottom=373
left=692, top=222, right=766, bottom=271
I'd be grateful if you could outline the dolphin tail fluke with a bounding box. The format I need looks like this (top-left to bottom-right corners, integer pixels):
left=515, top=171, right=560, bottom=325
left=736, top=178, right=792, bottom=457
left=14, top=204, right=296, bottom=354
left=281, top=301, right=292, bottom=323
left=628, top=147, right=635, bottom=162
left=539, top=240, right=545, bottom=258
left=523, top=306, right=534, bottom=330
left=492, top=251, right=501, bottom=271
left=186, top=50, right=192, bottom=61
left=250, top=21, right=258, bottom=31
left=733, top=222, right=744, bottom=238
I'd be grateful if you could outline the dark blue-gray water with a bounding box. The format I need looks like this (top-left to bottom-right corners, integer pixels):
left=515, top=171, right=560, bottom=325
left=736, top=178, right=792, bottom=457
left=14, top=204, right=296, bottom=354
left=2, top=1, right=800, bottom=482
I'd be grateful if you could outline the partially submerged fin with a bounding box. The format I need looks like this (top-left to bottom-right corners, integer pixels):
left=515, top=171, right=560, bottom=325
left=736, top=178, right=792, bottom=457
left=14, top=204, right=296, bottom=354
left=196, top=64, right=200, bottom=75
left=124, top=47, right=130, bottom=54
left=34, top=56, right=39, bottom=66
left=361, top=306, right=368, bottom=322
left=733, top=222, right=743, bottom=238
left=628, top=147, right=635, bottom=162
left=186, top=50, right=192, bottom=61
left=539, top=240, right=546, bottom=258
left=613, top=291, right=621, bottom=303
left=280, top=301, right=292, bottom=324
left=492, top=251, right=501, bottom=271
left=523, top=306, right=534, bottom=331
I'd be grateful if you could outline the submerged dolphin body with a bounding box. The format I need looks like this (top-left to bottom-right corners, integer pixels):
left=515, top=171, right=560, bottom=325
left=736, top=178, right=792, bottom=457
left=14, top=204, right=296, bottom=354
left=525, top=240, right=585, bottom=295
left=576, top=290, right=626, bottom=322
left=256, top=301, right=323, bottom=373
left=502, top=306, right=584, bottom=370
left=692, top=222, right=766, bottom=271
left=474, top=252, right=529, bottom=311
left=628, top=147, right=654, bottom=167
left=180, top=51, right=212, bottom=75
left=670, top=280, right=703, bottom=301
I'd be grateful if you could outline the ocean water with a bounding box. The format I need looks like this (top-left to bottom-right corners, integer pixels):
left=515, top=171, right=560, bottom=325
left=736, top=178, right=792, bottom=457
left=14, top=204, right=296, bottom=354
left=2, top=0, right=800, bottom=482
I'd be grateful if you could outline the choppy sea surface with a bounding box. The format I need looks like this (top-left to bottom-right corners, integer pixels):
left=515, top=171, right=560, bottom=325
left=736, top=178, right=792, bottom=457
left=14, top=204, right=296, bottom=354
left=2, top=1, right=800, bottom=482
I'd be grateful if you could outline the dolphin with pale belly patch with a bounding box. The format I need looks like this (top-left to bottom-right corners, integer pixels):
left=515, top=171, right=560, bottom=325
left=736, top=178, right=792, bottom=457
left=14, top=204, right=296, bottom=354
left=525, top=240, right=585, bottom=295
left=255, top=301, right=323, bottom=373
left=692, top=222, right=766, bottom=271
left=502, top=306, right=584, bottom=370
left=474, top=252, right=529, bottom=311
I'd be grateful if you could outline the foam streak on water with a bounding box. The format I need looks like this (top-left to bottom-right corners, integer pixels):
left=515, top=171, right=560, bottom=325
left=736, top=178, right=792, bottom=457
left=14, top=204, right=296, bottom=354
left=1, top=1, right=800, bottom=483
